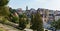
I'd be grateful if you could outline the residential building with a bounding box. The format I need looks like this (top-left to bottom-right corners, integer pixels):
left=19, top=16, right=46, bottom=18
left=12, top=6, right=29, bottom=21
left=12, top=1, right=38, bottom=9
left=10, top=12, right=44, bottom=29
left=37, top=8, right=50, bottom=22
left=37, top=8, right=45, bottom=22
left=30, top=8, right=36, bottom=14
left=25, top=6, right=31, bottom=18
left=16, top=8, right=23, bottom=14
left=47, top=10, right=55, bottom=24
left=13, top=12, right=19, bottom=17
left=55, top=10, right=60, bottom=21
left=44, top=9, right=49, bottom=22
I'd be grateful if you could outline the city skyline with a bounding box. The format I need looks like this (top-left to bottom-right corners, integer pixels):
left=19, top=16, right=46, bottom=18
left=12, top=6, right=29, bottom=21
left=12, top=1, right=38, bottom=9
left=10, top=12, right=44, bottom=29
left=8, top=0, right=60, bottom=10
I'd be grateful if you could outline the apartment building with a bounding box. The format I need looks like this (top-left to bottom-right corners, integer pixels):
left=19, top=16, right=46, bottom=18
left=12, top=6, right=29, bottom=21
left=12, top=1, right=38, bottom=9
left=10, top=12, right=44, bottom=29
left=47, top=10, right=55, bottom=24
left=55, top=10, right=60, bottom=21
left=37, top=8, right=49, bottom=22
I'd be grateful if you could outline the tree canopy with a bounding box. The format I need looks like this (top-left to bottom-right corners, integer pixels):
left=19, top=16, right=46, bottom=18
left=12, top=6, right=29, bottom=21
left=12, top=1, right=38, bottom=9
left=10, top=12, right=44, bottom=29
left=51, top=19, right=60, bottom=30
left=0, top=0, right=10, bottom=16
left=0, top=0, right=9, bottom=6
left=30, top=12, right=43, bottom=31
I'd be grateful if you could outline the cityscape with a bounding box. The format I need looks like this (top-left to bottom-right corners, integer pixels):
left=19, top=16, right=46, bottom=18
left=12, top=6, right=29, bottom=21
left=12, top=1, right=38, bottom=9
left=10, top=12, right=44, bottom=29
left=0, top=0, right=60, bottom=31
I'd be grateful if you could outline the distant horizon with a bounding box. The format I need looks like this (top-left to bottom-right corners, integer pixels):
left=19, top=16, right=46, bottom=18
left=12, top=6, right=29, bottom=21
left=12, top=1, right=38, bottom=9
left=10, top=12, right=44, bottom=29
left=8, top=0, right=60, bottom=10
left=8, top=6, right=60, bottom=11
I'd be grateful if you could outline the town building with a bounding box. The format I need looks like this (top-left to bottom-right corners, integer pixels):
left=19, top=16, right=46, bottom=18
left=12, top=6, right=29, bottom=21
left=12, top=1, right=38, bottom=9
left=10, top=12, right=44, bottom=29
left=16, top=8, right=23, bottom=14
left=55, top=10, right=60, bottom=21
left=37, top=8, right=49, bottom=22
left=47, top=10, right=55, bottom=24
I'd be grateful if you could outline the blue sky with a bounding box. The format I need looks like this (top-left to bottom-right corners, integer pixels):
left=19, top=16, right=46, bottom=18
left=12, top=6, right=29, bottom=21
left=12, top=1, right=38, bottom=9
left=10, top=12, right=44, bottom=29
left=8, top=0, right=60, bottom=10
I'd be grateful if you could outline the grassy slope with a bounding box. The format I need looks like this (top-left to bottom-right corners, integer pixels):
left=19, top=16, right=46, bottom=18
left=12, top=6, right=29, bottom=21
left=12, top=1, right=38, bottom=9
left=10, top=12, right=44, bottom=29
left=0, top=23, right=22, bottom=31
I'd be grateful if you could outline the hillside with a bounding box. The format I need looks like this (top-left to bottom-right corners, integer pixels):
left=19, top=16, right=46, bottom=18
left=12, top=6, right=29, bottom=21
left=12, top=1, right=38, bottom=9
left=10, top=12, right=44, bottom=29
left=0, top=23, right=21, bottom=31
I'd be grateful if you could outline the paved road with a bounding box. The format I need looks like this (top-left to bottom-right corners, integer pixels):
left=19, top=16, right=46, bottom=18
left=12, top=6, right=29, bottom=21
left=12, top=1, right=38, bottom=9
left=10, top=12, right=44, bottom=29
left=0, top=23, right=21, bottom=31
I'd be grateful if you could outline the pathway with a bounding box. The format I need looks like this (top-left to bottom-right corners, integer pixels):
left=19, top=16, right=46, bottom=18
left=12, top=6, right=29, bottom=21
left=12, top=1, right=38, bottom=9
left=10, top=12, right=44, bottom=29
left=0, top=23, right=21, bottom=31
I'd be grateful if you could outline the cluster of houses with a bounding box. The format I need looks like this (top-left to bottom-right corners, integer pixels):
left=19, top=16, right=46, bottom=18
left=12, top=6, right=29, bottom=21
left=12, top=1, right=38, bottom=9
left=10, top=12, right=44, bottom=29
left=10, top=6, right=60, bottom=31
left=15, top=6, right=60, bottom=22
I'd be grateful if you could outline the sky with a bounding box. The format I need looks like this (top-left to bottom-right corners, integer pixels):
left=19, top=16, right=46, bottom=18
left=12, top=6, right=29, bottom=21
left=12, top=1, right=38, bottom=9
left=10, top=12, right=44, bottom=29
left=8, top=0, right=60, bottom=10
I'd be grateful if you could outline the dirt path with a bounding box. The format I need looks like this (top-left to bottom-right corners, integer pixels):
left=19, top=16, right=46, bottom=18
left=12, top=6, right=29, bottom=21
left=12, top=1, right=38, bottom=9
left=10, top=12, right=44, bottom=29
left=0, top=23, right=21, bottom=31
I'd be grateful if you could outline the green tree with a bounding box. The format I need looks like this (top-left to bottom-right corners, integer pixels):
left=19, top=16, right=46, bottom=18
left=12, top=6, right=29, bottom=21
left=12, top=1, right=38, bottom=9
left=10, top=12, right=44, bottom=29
left=9, top=7, right=13, bottom=13
left=51, top=19, right=60, bottom=30
left=0, top=0, right=10, bottom=23
left=9, top=8, right=19, bottom=23
left=30, top=12, right=43, bottom=31
left=0, top=6, right=10, bottom=16
left=19, top=13, right=27, bottom=30
left=12, top=14, right=19, bottom=23
left=0, top=0, right=10, bottom=16
left=0, top=0, right=9, bottom=6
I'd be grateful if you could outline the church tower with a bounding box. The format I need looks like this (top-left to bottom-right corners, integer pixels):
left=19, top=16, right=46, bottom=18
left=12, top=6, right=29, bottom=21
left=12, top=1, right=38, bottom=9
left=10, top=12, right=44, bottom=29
left=26, top=6, right=28, bottom=11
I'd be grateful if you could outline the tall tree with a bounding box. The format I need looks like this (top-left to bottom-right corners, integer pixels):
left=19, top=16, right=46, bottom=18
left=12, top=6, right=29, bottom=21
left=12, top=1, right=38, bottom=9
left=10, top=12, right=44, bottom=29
left=19, top=13, right=27, bottom=30
left=0, top=0, right=10, bottom=22
left=30, top=11, right=44, bottom=31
